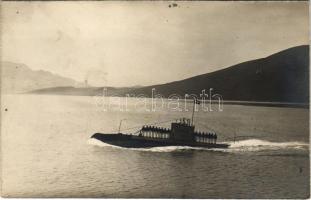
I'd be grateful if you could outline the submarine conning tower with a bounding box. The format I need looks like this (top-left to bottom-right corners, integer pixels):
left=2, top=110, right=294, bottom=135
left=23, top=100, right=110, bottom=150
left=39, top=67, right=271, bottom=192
left=170, top=118, right=195, bottom=142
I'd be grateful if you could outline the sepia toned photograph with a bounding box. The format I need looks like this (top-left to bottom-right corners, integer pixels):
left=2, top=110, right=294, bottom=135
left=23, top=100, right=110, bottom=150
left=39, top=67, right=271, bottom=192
left=1, top=1, right=310, bottom=198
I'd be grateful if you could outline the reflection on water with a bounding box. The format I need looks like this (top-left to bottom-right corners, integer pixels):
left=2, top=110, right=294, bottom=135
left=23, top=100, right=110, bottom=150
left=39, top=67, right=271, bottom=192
left=1, top=94, right=309, bottom=198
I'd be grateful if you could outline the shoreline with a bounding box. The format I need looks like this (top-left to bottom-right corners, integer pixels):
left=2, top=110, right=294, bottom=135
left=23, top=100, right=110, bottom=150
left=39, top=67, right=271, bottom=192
left=6, top=92, right=310, bottom=109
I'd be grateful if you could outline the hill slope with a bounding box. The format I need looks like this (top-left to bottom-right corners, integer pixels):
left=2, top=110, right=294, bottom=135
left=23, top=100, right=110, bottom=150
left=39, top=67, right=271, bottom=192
left=117, top=45, right=309, bottom=103
left=29, top=45, right=309, bottom=103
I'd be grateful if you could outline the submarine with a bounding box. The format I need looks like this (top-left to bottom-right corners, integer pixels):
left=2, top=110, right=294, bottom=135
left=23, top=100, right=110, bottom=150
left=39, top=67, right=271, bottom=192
left=91, top=117, right=230, bottom=149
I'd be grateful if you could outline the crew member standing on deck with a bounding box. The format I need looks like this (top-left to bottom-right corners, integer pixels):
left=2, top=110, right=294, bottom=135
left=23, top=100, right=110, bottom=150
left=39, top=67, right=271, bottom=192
left=211, top=133, right=215, bottom=144
left=207, top=133, right=211, bottom=144
left=211, top=133, right=217, bottom=144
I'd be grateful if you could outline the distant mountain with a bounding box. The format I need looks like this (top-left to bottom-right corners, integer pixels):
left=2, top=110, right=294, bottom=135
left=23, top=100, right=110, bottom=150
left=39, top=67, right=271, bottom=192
left=29, top=45, right=309, bottom=104
left=1, top=61, right=84, bottom=93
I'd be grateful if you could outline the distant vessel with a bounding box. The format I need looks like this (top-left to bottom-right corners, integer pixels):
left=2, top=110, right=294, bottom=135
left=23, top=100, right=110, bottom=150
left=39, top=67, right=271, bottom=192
left=91, top=117, right=230, bottom=149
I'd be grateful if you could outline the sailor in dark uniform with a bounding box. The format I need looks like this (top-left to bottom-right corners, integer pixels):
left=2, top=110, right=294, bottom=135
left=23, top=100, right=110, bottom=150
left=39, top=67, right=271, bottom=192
left=159, top=127, right=163, bottom=138
left=200, top=132, right=204, bottom=143
left=201, top=132, right=204, bottom=143
left=210, top=133, right=216, bottom=144
left=212, top=133, right=215, bottom=144
left=207, top=133, right=210, bottom=143
left=195, top=131, right=199, bottom=142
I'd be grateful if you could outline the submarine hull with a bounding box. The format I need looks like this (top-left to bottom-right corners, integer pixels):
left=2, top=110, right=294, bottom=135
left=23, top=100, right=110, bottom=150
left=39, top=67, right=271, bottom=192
left=91, top=133, right=230, bottom=149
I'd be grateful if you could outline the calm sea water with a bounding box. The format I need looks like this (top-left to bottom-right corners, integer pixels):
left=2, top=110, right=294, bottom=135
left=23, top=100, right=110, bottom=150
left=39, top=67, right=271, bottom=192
left=1, top=94, right=309, bottom=198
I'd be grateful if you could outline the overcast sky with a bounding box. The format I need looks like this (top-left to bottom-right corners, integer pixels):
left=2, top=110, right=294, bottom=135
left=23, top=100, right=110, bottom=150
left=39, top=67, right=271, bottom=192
left=2, top=1, right=309, bottom=87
